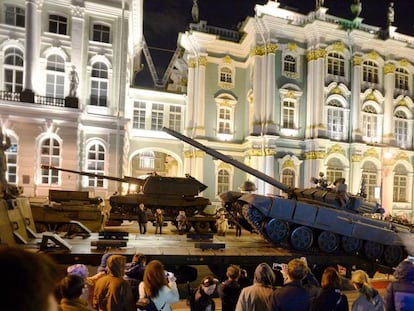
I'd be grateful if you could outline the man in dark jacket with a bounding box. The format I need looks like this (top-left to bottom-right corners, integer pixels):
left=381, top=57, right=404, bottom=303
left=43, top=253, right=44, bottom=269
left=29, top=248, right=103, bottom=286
left=385, top=259, right=414, bottom=311
left=269, top=258, right=312, bottom=311
left=137, top=203, right=148, bottom=234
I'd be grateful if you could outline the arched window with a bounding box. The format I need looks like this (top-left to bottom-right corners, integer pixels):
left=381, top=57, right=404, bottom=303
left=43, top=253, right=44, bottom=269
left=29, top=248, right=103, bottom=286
left=86, top=142, right=105, bottom=188
left=394, top=110, right=408, bottom=148
left=281, top=168, right=295, bottom=187
left=92, top=24, right=110, bottom=43
left=217, top=169, right=230, bottom=195
left=283, top=55, right=296, bottom=74
left=362, top=60, right=379, bottom=83
left=327, top=52, right=345, bottom=76
left=90, top=62, right=108, bottom=106
left=362, top=104, right=378, bottom=138
left=326, top=158, right=344, bottom=185
left=5, top=136, right=17, bottom=183
left=393, top=164, right=407, bottom=202
left=395, top=67, right=409, bottom=90
left=4, top=47, right=23, bottom=94
left=362, top=161, right=378, bottom=203
left=46, top=54, right=65, bottom=99
left=327, top=99, right=344, bottom=140
left=40, top=138, right=60, bottom=185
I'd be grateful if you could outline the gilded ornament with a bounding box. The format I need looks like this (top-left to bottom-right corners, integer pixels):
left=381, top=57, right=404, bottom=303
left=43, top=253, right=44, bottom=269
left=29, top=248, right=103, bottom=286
left=331, top=86, right=342, bottom=95
left=328, top=144, right=345, bottom=156
left=198, top=56, right=208, bottom=66
left=384, top=63, right=396, bottom=74
left=223, top=55, right=232, bottom=64
left=189, top=58, right=197, bottom=68
left=265, top=148, right=276, bottom=156
left=285, top=90, right=296, bottom=99
left=267, top=43, right=278, bottom=54
left=364, top=148, right=379, bottom=158
left=366, top=91, right=376, bottom=101
left=282, top=159, right=295, bottom=168
left=352, top=56, right=363, bottom=66
left=332, top=41, right=345, bottom=52
left=351, top=154, right=362, bottom=162
left=367, top=51, right=379, bottom=60
left=396, top=151, right=408, bottom=161
left=398, top=99, right=407, bottom=106
left=287, top=42, right=297, bottom=52
left=399, top=59, right=409, bottom=67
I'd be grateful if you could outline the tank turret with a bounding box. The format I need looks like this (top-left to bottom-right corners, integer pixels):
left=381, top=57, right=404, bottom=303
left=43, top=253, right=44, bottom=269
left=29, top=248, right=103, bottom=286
left=42, top=165, right=216, bottom=233
left=163, top=127, right=414, bottom=271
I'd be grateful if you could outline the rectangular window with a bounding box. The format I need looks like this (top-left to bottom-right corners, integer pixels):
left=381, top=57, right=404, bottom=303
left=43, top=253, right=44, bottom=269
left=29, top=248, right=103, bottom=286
left=169, top=105, right=182, bottom=132
left=282, top=101, right=295, bottom=129
left=49, top=15, right=67, bottom=35
left=93, top=24, right=110, bottom=43
left=395, top=119, right=408, bottom=148
left=133, top=101, right=146, bottom=129
left=151, top=103, right=164, bottom=130
left=326, top=169, right=343, bottom=185
left=363, top=115, right=377, bottom=138
left=5, top=6, right=25, bottom=27
left=393, top=175, right=407, bottom=202
left=362, top=171, right=377, bottom=203
left=218, top=108, right=231, bottom=134
left=327, top=108, right=344, bottom=140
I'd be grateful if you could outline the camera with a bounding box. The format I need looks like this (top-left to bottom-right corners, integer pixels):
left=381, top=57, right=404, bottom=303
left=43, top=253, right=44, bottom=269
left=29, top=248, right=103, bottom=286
left=165, top=271, right=173, bottom=278
left=272, top=263, right=283, bottom=270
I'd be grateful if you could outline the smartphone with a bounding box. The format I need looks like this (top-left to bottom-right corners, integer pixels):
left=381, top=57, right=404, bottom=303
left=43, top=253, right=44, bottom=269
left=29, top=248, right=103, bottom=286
left=407, top=256, right=414, bottom=262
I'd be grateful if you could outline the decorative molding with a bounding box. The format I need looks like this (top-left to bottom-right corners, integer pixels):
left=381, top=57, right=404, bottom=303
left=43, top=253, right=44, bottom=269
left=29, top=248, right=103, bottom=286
left=364, top=148, right=379, bottom=159
left=222, top=55, right=232, bottom=64
left=267, top=43, right=278, bottom=54
left=306, top=48, right=326, bottom=62
left=398, top=98, right=407, bottom=106
left=352, top=56, right=363, bottom=66
left=189, top=58, right=197, bottom=68
left=282, top=159, right=295, bottom=169
left=198, top=56, right=208, bottom=66
left=330, top=86, right=342, bottom=95
left=367, top=51, right=379, bottom=60
left=71, top=5, right=85, bottom=18
left=399, top=59, right=409, bottom=67
left=365, top=91, right=376, bottom=101
left=384, top=63, right=396, bottom=74
left=303, top=151, right=326, bottom=160
left=287, top=42, right=297, bottom=52
left=183, top=150, right=205, bottom=158
left=396, top=151, right=409, bottom=161
left=332, top=41, right=345, bottom=52
left=328, top=144, right=345, bottom=156
left=352, top=155, right=362, bottom=162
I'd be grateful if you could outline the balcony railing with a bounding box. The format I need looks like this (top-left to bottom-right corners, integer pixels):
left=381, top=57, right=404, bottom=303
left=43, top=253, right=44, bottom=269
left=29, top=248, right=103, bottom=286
left=0, top=90, right=78, bottom=109
left=0, top=91, right=20, bottom=102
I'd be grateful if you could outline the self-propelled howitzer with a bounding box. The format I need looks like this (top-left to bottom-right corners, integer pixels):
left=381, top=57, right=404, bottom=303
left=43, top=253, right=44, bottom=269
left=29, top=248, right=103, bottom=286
left=163, top=127, right=413, bottom=270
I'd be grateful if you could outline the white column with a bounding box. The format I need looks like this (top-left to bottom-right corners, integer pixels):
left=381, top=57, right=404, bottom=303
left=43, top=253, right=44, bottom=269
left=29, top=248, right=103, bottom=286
left=383, top=64, right=395, bottom=144
left=264, top=153, right=275, bottom=195
left=195, top=55, right=207, bottom=136
left=23, top=0, right=40, bottom=92
left=351, top=58, right=362, bottom=141
left=305, top=50, right=317, bottom=138
left=265, top=46, right=276, bottom=134
left=252, top=49, right=263, bottom=135
left=185, top=58, right=196, bottom=133
left=70, top=5, right=86, bottom=96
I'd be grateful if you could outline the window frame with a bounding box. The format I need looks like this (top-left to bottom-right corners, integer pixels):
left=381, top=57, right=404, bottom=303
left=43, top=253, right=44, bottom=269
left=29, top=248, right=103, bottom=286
left=90, top=62, right=108, bottom=107
left=327, top=52, right=345, bottom=77
left=85, top=141, right=106, bottom=188
left=5, top=5, right=25, bottom=27
left=3, top=47, right=24, bottom=93
left=48, top=14, right=68, bottom=35
left=362, top=60, right=379, bottom=84
left=46, top=54, right=65, bottom=100
left=39, top=137, right=61, bottom=185
left=92, top=23, right=111, bottom=43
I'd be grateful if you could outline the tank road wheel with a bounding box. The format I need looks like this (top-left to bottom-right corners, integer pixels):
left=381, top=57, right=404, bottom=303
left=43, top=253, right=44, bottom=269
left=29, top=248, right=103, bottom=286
left=363, top=241, right=384, bottom=261
left=290, top=226, right=314, bottom=251
left=383, top=245, right=405, bottom=267
left=265, top=219, right=289, bottom=244
left=193, top=221, right=210, bottom=234
left=247, top=205, right=266, bottom=223
left=318, top=231, right=339, bottom=253
left=341, top=236, right=362, bottom=254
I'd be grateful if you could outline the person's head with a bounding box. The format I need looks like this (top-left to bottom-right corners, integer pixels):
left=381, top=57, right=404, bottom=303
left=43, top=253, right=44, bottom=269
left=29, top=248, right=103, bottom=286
left=60, top=274, right=85, bottom=300
left=393, top=260, right=414, bottom=281
left=179, top=210, right=185, bottom=216
left=226, top=264, right=240, bottom=281
left=156, top=208, right=162, bottom=214
left=139, top=203, right=144, bottom=209
left=240, top=269, right=247, bottom=278
left=132, top=253, right=146, bottom=265
left=321, top=267, right=342, bottom=289
left=97, top=252, right=114, bottom=273
left=351, top=269, right=369, bottom=288
left=143, top=260, right=168, bottom=297
left=287, top=258, right=309, bottom=281
left=0, top=246, right=62, bottom=311
left=253, top=262, right=275, bottom=286
left=106, top=255, right=127, bottom=277
left=67, top=264, right=88, bottom=279
left=201, top=275, right=218, bottom=295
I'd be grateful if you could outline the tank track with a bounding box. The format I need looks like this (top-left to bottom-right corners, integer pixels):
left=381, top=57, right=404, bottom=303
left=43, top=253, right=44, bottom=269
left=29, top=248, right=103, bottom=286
left=242, top=203, right=405, bottom=271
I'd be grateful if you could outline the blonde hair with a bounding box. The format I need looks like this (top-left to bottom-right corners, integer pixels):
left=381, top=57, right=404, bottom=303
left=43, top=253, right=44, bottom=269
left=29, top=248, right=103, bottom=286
left=351, top=270, right=376, bottom=302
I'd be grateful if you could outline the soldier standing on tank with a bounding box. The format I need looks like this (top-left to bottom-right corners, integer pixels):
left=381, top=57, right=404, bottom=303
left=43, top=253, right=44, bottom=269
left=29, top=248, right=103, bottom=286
left=137, top=203, right=148, bottom=234
left=154, top=208, right=164, bottom=234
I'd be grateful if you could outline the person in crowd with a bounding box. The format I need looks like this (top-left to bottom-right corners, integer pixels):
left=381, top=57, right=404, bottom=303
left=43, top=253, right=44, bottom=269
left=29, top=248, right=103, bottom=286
left=310, top=266, right=348, bottom=311
left=384, top=259, right=414, bottom=311
left=138, top=260, right=179, bottom=311
left=189, top=275, right=219, bottom=311
left=59, top=274, right=94, bottom=311
left=218, top=264, right=242, bottom=311
left=0, top=245, right=63, bottom=311
left=216, top=213, right=229, bottom=236
left=137, top=203, right=148, bottom=234
left=235, top=262, right=275, bottom=311
left=93, top=254, right=135, bottom=311
left=66, top=264, right=94, bottom=307
left=154, top=208, right=164, bottom=234
left=176, top=210, right=188, bottom=235
left=124, top=253, right=147, bottom=302
left=97, top=252, right=113, bottom=273
left=238, top=269, right=252, bottom=289
left=235, top=211, right=243, bottom=237
left=351, top=269, right=384, bottom=311
left=268, top=258, right=311, bottom=311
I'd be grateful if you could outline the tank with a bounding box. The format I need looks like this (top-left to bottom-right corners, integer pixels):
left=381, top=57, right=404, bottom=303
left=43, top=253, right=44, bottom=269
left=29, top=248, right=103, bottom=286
left=29, top=189, right=104, bottom=233
left=42, top=166, right=217, bottom=233
left=163, top=126, right=414, bottom=271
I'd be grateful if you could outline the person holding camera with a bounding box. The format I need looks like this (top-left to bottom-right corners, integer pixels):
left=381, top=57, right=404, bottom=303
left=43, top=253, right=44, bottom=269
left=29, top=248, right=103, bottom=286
left=138, top=260, right=179, bottom=311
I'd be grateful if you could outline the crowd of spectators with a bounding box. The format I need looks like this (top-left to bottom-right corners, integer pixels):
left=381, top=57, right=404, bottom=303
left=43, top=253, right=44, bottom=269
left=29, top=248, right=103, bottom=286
left=3, top=244, right=414, bottom=311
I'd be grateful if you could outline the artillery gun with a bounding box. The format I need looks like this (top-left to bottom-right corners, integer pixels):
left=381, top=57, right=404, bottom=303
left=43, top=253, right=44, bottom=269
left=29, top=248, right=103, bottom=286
left=163, top=127, right=414, bottom=272
left=42, top=166, right=217, bottom=233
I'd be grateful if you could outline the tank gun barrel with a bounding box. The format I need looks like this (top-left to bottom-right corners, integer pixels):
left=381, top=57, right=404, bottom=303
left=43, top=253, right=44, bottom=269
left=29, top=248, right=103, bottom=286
left=41, top=165, right=145, bottom=186
left=162, top=127, right=292, bottom=193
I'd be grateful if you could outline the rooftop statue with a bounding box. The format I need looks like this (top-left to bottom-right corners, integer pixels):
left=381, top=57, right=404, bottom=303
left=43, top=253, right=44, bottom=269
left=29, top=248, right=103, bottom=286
left=388, top=2, right=395, bottom=26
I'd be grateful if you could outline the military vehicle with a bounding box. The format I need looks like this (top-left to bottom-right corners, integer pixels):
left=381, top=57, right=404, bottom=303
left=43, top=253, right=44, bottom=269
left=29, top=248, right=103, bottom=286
left=163, top=126, right=414, bottom=272
left=42, top=165, right=218, bottom=233
left=29, top=189, right=104, bottom=234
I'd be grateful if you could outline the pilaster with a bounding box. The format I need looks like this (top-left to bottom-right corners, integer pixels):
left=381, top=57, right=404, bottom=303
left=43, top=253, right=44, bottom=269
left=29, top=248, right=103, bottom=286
left=383, top=63, right=396, bottom=144
left=351, top=56, right=363, bottom=141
